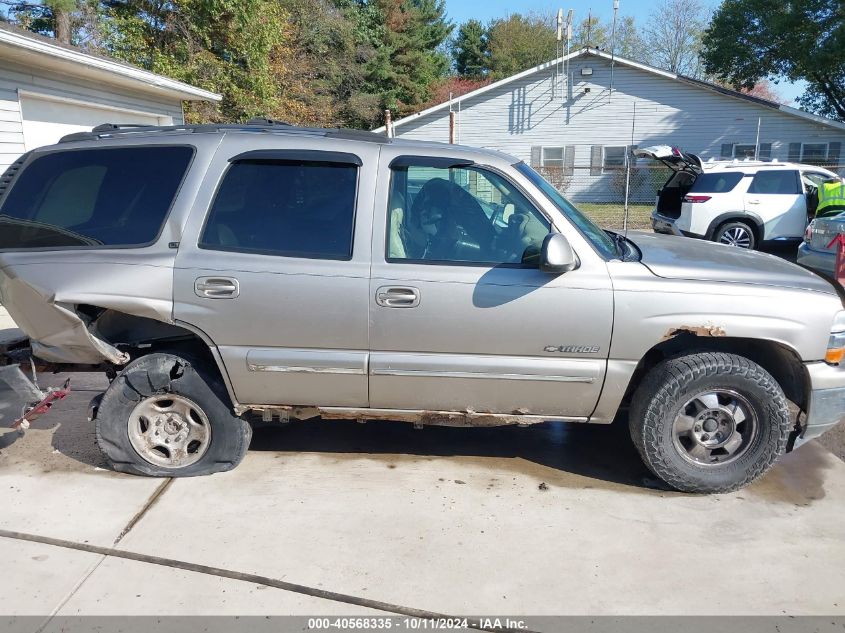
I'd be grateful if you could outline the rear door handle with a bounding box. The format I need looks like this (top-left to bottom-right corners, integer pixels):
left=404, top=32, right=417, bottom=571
left=195, top=277, right=239, bottom=299
left=747, top=199, right=761, bottom=204
left=376, top=286, right=420, bottom=308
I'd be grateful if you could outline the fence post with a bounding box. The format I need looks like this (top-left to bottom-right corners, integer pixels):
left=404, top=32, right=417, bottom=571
left=623, top=158, right=631, bottom=233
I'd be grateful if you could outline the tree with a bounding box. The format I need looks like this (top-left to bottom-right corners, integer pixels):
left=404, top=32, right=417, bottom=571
left=572, top=14, right=644, bottom=60
left=740, top=80, right=787, bottom=104
left=612, top=16, right=646, bottom=60
left=642, top=0, right=708, bottom=76
left=364, top=0, right=453, bottom=114
left=572, top=15, right=608, bottom=49
left=3, top=0, right=103, bottom=45
left=452, top=18, right=488, bottom=78
left=103, top=0, right=291, bottom=123
left=701, top=0, right=845, bottom=121
left=486, top=12, right=556, bottom=80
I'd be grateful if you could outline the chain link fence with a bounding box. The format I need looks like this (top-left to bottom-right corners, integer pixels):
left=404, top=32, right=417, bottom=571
left=535, top=163, right=674, bottom=231
left=534, top=163, right=675, bottom=231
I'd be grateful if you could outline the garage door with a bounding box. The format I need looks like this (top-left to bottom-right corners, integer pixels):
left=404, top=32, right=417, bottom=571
left=20, top=94, right=171, bottom=151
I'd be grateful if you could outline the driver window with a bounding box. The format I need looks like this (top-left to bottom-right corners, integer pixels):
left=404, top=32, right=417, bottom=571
left=387, top=164, right=550, bottom=266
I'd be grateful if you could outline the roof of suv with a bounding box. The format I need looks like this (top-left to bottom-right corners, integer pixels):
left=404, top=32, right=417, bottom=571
left=700, top=159, right=838, bottom=176
left=55, top=119, right=518, bottom=164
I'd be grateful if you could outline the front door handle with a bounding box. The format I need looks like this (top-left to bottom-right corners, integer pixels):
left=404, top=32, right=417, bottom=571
left=376, top=286, right=420, bottom=308
left=195, top=277, right=240, bottom=299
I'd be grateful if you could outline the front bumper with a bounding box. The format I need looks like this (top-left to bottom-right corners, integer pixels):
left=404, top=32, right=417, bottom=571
left=796, top=243, right=836, bottom=277
left=795, top=361, right=845, bottom=448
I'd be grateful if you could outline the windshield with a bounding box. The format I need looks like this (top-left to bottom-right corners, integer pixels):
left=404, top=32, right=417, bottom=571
left=515, top=162, right=617, bottom=259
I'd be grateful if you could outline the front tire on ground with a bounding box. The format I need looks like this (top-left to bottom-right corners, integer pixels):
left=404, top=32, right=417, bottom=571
left=714, top=220, right=756, bottom=249
left=95, top=352, right=251, bottom=477
left=630, top=352, right=791, bottom=493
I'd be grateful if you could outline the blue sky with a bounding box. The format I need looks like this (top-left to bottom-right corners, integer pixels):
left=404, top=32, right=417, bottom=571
left=443, top=0, right=805, bottom=105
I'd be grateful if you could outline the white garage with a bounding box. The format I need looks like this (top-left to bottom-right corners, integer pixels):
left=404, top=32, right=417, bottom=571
left=0, top=22, right=220, bottom=172
left=19, top=93, right=170, bottom=151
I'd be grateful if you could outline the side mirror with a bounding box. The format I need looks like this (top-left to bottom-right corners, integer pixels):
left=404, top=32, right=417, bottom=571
left=539, top=233, right=578, bottom=274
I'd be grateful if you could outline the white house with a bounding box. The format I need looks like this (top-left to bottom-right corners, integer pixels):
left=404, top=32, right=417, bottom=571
left=376, top=49, right=845, bottom=203
left=0, top=22, right=221, bottom=172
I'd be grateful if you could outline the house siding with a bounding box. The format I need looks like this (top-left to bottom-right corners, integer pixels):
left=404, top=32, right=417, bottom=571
left=392, top=54, right=845, bottom=202
left=0, top=58, right=185, bottom=171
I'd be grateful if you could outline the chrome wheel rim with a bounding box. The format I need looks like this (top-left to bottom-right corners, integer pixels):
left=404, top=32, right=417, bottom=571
left=672, top=390, right=757, bottom=466
left=127, top=394, right=211, bottom=468
left=719, top=226, right=752, bottom=248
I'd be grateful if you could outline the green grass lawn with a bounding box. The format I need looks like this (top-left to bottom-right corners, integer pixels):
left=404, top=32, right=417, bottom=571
left=577, top=203, right=653, bottom=230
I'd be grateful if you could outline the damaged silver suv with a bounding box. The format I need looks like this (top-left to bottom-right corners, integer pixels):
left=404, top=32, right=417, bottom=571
left=1, top=120, right=844, bottom=493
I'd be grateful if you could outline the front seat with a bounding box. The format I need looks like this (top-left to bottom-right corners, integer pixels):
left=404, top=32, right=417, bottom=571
left=387, top=191, right=407, bottom=259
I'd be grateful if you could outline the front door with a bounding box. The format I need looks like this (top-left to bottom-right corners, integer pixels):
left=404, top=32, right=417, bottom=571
left=744, top=169, right=805, bottom=239
left=368, top=153, right=613, bottom=418
left=173, top=137, right=377, bottom=408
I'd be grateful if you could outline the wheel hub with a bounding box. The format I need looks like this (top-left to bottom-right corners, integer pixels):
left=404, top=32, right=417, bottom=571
left=127, top=394, right=211, bottom=468
left=671, top=390, right=758, bottom=466
left=691, top=408, right=735, bottom=449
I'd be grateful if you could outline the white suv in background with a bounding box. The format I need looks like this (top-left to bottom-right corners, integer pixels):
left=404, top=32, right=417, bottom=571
left=637, top=145, right=841, bottom=250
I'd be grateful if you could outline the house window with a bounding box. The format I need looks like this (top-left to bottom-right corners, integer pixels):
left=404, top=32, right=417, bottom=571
left=733, top=144, right=756, bottom=159
left=542, top=147, right=564, bottom=167
left=801, top=143, right=828, bottom=165
left=603, top=146, right=627, bottom=170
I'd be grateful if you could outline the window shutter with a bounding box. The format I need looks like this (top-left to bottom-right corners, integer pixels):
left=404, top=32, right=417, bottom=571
left=590, top=145, right=602, bottom=176
left=530, top=146, right=542, bottom=168
left=564, top=145, right=575, bottom=176
left=720, top=143, right=733, bottom=159
left=828, top=142, right=841, bottom=166
left=758, top=143, right=772, bottom=160
left=788, top=142, right=802, bottom=162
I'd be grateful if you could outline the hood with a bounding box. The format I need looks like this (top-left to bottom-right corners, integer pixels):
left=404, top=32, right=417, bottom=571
left=628, top=231, right=838, bottom=295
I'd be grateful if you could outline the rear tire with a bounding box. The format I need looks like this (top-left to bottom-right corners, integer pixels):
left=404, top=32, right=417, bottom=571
left=714, top=221, right=756, bottom=249
left=95, top=352, right=251, bottom=477
left=630, top=352, right=790, bottom=493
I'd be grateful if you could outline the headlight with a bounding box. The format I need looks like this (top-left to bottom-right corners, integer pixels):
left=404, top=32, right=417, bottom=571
left=827, top=311, right=845, bottom=365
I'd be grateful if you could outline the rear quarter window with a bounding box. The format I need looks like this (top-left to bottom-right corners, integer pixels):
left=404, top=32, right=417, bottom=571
left=0, top=146, right=194, bottom=249
left=688, top=172, right=745, bottom=193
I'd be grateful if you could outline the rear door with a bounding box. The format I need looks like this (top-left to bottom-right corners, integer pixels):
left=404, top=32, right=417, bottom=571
left=743, top=169, right=805, bottom=239
left=173, top=135, right=377, bottom=408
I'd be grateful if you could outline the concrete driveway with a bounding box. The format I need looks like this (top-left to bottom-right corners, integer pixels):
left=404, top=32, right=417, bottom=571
left=1, top=365, right=845, bottom=628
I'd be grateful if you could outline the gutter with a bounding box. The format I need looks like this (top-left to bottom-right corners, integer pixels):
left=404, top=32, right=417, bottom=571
left=0, top=29, right=221, bottom=102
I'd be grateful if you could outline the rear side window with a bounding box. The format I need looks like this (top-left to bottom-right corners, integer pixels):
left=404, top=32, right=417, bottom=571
left=689, top=172, right=744, bottom=194
left=747, top=170, right=800, bottom=195
left=200, top=160, right=358, bottom=260
left=0, top=146, right=193, bottom=249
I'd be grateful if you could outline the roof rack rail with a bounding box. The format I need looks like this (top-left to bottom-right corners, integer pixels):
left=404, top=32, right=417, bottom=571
left=57, top=120, right=392, bottom=145
left=245, top=117, right=292, bottom=127
left=91, top=123, right=152, bottom=133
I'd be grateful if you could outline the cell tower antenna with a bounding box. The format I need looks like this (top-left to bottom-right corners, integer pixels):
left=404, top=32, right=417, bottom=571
left=555, top=8, right=564, bottom=98
left=609, top=0, right=619, bottom=101
left=565, top=9, right=573, bottom=102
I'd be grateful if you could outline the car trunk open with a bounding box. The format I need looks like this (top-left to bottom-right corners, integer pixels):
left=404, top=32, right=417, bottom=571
left=634, top=145, right=703, bottom=219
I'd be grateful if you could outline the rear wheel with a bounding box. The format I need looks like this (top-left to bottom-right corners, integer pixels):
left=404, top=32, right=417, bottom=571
left=630, top=352, right=790, bottom=493
left=714, top=221, right=756, bottom=249
left=95, top=352, right=251, bottom=477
